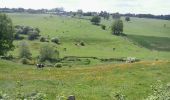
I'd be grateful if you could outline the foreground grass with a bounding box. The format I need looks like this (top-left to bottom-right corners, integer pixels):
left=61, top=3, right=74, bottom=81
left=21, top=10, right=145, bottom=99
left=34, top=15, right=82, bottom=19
left=0, top=60, right=170, bottom=99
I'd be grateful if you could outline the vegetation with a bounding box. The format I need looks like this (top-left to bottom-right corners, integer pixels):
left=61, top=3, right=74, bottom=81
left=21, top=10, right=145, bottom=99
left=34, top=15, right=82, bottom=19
left=125, top=16, right=130, bottom=22
left=0, top=13, right=14, bottom=56
left=91, top=16, right=101, bottom=25
left=0, top=60, right=170, bottom=99
left=111, top=19, right=124, bottom=35
left=39, top=43, right=59, bottom=62
left=18, top=41, right=32, bottom=59
left=101, top=24, right=106, bottom=30
left=51, top=37, right=60, bottom=44
left=0, top=12, right=170, bottom=100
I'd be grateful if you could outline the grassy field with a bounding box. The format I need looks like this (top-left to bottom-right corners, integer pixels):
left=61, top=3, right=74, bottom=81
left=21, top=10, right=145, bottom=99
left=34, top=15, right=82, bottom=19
left=0, top=60, right=170, bottom=99
left=0, top=13, right=170, bottom=99
left=7, top=13, right=170, bottom=60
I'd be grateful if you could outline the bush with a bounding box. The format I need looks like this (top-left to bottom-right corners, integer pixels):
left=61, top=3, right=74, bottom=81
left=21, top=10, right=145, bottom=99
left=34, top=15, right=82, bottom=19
left=51, top=37, right=60, bottom=44
left=125, top=17, right=130, bottom=22
left=39, top=43, right=59, bottom=62
left=40, top=37, right=46, bottom=42
left=14, top=33, right=24, bottom=40
left=22, top=26, right=32, bottom=35
left=80, top=41, right=85, bottom=46
left=28, top=31, right=39, bottom=40
left=19, top=41, right=32, bottom=59
left=91, top=16, right=101, bottom=25
left=101, top=24, right=106, bottom=30
left=20, top=58, right=29, bottom=64
left=54, top=63, right=62, bottom=68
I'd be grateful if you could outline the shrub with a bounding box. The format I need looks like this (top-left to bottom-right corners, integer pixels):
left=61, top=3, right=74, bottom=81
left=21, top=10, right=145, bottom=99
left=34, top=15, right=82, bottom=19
left=35, top=28, right=40, bottom=33
left=101, top=24, right=106, bottom=30
left=125, top=17, right=130, bottom=22
left=28, top=31, right=39, bottom=40
left=14, top=33, right=24, bottom=40
left=54, top=63, right=62, bottom=68
left=80, top=41, right=85, bottom=46
left=18, top=41, right=32, bottom=59
left=39, top=43, right=59, bottom=62
left=22, top=26, right=32, bottom=34
left=40, top=37, right=46, bottom=42
left=51, top=37, right=60, bottom=44
left=0, top=91, right=10, bottom=99
left=20, top=58, right=29, bottom=64
left=91, top=16, right=101, bottom=25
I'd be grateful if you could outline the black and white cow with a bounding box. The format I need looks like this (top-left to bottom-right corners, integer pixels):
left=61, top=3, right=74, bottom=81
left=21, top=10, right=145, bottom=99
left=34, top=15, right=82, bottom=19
left=36, top=64, right=45, bottom=69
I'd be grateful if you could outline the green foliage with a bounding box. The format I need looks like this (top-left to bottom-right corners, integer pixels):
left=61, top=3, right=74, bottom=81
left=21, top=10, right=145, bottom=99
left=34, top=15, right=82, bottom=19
left=18, top=41, right=32, bottom=59
left=111, top=19, right=124, bottom=35
left=111, top=92, right=126, bottom=100
left=54, top=63, right=62, bottom=68
left=14, top=33, right=24, bottom=40
left=0, top=91, right=9, bottom=100
left=20, top=57, right=29, bottom=64
left=39, top=43, right=59, bottom=62
left=101, top=24, right=106, bottom=30
left=112, top=13, right=121, bottom=19
left=51, top=37, right=60, bottom=44
left=15, top=25, right=40, bottom=40
left=146, top=81, right=170, bottom=100
left=0, top=81, right=47, bottom=100
left=125, top=17, right=130, bottom=22
left=0, top=13, right=14, bottom=56
left=40, top=36, right=46, bottom=42
left=91, top=16, right=101, bottom=25
left=80, top=41, right=85, bottom=46
left=28, top=30, right=39, bottom=40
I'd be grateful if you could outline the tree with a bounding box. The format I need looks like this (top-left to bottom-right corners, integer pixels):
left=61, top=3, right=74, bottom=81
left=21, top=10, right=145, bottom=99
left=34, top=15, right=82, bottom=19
left=28, top=30, right=39, bottom=40
left=111, top=19, right=124, bottom=35
left=125, top=17, right=130, bottom=22
left=112, top=12, right=121, bottom=19
left=99, top=11, right=110, bottom=20
left=18, top=41, right=32, bottom=59
left=39, top=43, right=59, bottom=62
left=91, top=16, right=101, bottom=25
left=0, top=13, right=14, bottom=56
left=77, top=9, right=83, bottom=17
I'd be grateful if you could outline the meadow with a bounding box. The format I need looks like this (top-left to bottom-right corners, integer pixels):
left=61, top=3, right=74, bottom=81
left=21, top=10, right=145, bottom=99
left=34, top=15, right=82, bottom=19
left=0, top=13, right=170, bottom=99
left=8, top=13, right=170, bottom=60
left=0, top=60, right=170, bottom=99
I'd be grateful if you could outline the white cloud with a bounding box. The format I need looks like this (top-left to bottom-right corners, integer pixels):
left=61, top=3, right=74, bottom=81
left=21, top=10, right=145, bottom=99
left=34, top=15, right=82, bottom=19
left=0, top=0, right=169, bottom=14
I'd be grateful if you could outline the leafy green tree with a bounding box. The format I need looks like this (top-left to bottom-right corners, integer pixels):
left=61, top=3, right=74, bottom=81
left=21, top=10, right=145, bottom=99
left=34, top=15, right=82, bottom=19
left=112, top=12, right=121, bottom=19
left=39, top=43, right=59, bottom=62
left=91, top=16, right=101, bottom=25
left=18, top=41, right=32, bottom=59
left=125, top=17, right=130, bottom=22
left=111, top=19, right=124, bottom=35
left=0, top=13, right=14, bottom=55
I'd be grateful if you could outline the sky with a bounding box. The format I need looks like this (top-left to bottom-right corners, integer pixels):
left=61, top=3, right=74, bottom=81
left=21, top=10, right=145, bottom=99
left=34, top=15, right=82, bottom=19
left=0, top=0, right=170, bottom=15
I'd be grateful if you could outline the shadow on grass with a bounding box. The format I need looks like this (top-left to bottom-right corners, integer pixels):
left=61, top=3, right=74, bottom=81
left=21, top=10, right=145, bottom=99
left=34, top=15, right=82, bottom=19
left=127, top=35, right=170, bottom=51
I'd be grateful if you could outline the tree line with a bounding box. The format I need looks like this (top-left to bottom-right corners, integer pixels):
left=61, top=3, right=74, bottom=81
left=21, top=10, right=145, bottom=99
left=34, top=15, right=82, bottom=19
left=0, top=8, right=170, bottom=20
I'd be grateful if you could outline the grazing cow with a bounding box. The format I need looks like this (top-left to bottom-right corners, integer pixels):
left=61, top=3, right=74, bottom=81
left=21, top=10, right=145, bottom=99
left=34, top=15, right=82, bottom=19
left=36, top=64, right=45, bottom=69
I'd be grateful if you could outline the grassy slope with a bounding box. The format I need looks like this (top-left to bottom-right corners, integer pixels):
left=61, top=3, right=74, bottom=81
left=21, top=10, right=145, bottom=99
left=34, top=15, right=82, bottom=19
left=0, top=60, right=170, bottom=99
left=0, top=13, right=170, bottom=100
left=7, top=13, right=170, bottom=60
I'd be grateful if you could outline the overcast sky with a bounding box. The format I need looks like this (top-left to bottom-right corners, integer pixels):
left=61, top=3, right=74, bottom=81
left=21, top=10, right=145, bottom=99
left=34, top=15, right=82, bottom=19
left=0, top=0, right=170, bottom=15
